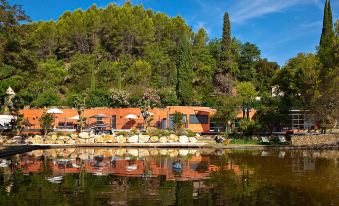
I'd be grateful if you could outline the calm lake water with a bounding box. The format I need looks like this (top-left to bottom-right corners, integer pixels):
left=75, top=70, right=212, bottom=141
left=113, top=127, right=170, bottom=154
left=0, top=148, right=338, bottom=206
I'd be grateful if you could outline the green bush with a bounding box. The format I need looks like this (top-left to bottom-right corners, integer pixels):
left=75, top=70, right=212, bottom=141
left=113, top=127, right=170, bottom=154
left=230, top=138, right=258, bottom=145
left=129, top=128, right=140, bottom=136
left=116, top=131, right=128, bottom=137
left=56, top=131, right=64, bottom=136
left=178, top=128, right=196, bottom=137
left=146, top=129, right=173, bottom=137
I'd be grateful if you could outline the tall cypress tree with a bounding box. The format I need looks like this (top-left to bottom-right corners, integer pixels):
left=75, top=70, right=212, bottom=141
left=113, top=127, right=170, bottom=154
left=176, top=38, right=193, bottom=105
left=319, top=0, right=335, bottom=72
left=221, top=12, right=231, bottom=52
left=214, top=12, right=238, bottom=94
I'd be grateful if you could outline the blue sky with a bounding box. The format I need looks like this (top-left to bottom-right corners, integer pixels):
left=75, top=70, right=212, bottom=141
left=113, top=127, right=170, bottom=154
left=9, top=0, right=339, bottom=66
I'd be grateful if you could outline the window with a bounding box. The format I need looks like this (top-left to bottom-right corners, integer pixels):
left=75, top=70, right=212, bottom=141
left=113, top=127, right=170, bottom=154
left=189, top=115, right=208, bottom=124
left=169, top=114, right=187, bottom=129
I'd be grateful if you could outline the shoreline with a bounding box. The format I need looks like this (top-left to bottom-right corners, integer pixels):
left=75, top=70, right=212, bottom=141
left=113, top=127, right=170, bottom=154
left=2, top=143, right=338, bottom=150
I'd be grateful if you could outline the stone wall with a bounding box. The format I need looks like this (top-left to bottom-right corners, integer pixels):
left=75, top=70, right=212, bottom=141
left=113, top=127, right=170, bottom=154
left=291, top=134, right=339, bottom=146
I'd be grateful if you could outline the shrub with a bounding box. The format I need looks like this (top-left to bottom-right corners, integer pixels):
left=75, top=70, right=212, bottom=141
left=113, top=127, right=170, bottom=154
left=129, top=128, right=140, bottom=136
left=116, top=131, right=128, bottom=137
left=147, top=129, right=173, bottom=137
left=230, top=138, right=258, bottom=145
left=56, top=131, right=64, bottom=136
left=186, top=129, right=197, bottom=137
left=172, top=111, right=184, bottom=133
left=39, top=112, right=54, bottom=135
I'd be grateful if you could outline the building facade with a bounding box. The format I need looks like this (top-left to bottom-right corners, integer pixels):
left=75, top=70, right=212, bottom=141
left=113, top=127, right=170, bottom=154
left=20, top=106, right=216, bottom=133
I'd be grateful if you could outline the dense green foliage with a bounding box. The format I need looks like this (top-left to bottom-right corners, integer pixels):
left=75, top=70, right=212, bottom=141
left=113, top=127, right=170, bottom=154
left=0, top=1, right=277, bottom=110
left=0, top=0, right=337, bottom=133
left=272, top=0, right=338, bottom=132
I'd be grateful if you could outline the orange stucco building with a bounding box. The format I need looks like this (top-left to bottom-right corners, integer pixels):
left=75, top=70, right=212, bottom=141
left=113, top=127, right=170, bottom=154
left=20, top=106, right=216, bottom=133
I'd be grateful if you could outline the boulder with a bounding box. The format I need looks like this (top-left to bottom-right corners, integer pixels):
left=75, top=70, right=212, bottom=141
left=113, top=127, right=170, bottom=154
left=30, top=135, right=44, bottom=144
left=58, top=136, right=70, bottom=141
left=79, top=132, right=90, bottom=139
left=189, top=137, right=198, bottom=143
left=6, top=136, right=23, bottom=144
left=102, top=135, right=114, bottom=143
left=77, top=138, right=87, bottom=144
left=94, top=135, right=105, bottom=143
left=111, top=136, right=118, bottom=143
left=168, top=134, right=179, bottom=143
left=179, top=149, right=189, bottom=156
left=150, top=149, right=159, bottom=156
left=116, top=149, right=127, bottom=156
left=168, top=149, right=179, bottom=157
left=138, top=149, right=150, bottom=157
left=127, top=135, right=139, bottom=143
left=138, top=135, right=150, bottom=143
left=0, top=136, right=5, bottom=144
left=150, top=136, right=159, bottom=143
left=66, top=139, right=76, bottom=144
left=159, top=149, right=168, bottom=156
left=45, top=139, right=56, bottom=144
left=55, top=139, right=65, bottom=144
left=51, top=135, right=58, bottom=141
left=127, top=149, right=139, bottom=157
left=87, top=138, right=95, bottom=144
left=179, top=136, right=189, bottom=144
left=24, top=137, right=33, bottom=144
left=117, top=135, right=127, bottom=143
left=159, top=136, right=168, bottom=143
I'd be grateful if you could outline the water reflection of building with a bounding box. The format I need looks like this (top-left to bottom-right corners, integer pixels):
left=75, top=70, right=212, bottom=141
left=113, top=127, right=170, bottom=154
left=12, top=150, right=246, bottom=182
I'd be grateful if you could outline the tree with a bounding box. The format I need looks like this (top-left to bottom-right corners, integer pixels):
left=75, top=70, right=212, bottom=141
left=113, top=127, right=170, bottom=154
left=210, top=95, right=240, bottom=133
left=255, top=58, right=279, bottom=94
left=318, top=0, right=335, bottom=73
left=214, top=12, right=238, bottom=94
left=176, top=38, right=193, bottom=105
left=158, top=87, right=178, bottom=106
left=221, top=13, right=231, bottom=52
left=39, top=112, right=54, bottom=135
left=86, top=89, right=111, bottom=108
left=236, top=82, right=258, bottom=119
left=172, top=111, right=185, bottom=133
left=310, top=66, right=338, bottom=133
left=238, top=42, right=261, bottom=82
left=274, top=53, right=319, bottom=105
left=73, top=95, right=86, bottom=133
left=140, top=88, right=161, bottom=131
left=110, top=88, right=130, bottom=108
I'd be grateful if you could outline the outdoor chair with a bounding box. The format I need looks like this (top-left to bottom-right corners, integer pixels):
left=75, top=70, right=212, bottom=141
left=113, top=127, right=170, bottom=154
left=260, top=136, right=270, bottom=145
left=278, top=136, right=289, bottom=145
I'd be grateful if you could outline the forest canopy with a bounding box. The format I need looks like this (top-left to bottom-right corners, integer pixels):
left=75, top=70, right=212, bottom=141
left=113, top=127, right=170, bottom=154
left=0, top=1, right=278, bottom=108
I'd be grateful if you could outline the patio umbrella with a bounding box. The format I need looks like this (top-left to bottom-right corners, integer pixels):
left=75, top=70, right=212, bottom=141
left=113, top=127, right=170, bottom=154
left=125, top=114, right=138, bottom=119
left=68, top=115, right=80, bottom=120
left=47, top=108, right=63, bottom=114
left=46, top=108, right=63, bottom=129
left=90, top=114, right=108, bottom=118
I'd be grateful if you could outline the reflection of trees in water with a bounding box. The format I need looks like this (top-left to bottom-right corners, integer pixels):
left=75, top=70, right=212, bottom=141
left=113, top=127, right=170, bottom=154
left=0, top=149, right=338, bottom=205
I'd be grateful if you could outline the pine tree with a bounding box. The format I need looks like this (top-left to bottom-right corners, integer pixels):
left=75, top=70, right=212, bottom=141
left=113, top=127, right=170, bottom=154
left=319, top=0, right=335, bottom=72
left=176, top=38, right=193, bottom=105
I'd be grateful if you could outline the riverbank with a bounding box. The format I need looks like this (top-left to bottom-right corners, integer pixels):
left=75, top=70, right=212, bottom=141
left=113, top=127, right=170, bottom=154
left=2, top=142, right=338, bottom=150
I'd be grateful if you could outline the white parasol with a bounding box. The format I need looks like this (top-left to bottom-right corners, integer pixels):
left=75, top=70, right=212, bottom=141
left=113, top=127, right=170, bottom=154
left=68, top=115, right=80, bottom=120
left=47, top=108, right=63, bottom=114
left=125, top=114, right=138, bottom=119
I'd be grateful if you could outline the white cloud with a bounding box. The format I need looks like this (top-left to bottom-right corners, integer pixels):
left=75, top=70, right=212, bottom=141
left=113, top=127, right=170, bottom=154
left=229, top=0, right=320, bottom=23
left=195, top=0, right=327, bottom=24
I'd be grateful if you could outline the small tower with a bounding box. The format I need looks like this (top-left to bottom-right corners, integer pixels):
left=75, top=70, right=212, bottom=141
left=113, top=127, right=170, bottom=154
left=3, top=87, right=16, bottom=114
